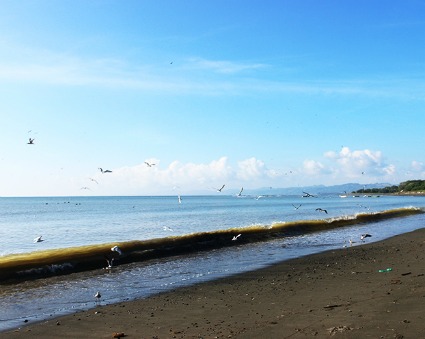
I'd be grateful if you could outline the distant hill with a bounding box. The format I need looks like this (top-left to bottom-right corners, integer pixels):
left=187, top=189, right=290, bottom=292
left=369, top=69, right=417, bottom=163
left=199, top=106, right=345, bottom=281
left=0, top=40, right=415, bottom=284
left=353, top=180, right=425, bottom=194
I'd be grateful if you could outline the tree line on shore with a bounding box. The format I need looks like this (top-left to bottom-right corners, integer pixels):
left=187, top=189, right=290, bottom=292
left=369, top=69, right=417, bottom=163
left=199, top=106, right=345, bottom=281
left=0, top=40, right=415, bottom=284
left=354, top=180, right=425, bottom=194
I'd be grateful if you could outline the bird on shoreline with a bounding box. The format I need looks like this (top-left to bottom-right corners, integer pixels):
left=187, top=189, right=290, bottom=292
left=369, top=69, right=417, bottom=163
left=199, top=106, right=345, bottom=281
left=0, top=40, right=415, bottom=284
left=99, top=168, right=112, bottom=173
left=316, top=208, right=328, bottom=214
left=94, top=291, right=101, bottom=302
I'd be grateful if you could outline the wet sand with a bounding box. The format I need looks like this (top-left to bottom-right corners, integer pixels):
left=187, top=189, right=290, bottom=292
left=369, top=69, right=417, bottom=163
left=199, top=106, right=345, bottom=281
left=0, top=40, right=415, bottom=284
left=5, top=228, right=425, bottom=338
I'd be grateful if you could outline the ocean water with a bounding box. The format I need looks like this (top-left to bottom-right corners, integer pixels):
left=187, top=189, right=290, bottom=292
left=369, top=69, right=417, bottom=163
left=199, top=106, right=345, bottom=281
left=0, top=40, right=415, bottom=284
left=1, top=194, right=425, bottom=332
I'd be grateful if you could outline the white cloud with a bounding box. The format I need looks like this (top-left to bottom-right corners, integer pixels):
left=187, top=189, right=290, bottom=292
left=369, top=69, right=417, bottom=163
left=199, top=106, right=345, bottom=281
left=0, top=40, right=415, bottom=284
left=302, top=159, right=328, bottom=176
left=236, top=157, right=265, bottom=180
left=188, top=57, right=268, bottom=74
left=324, top=146, right=393, bottom=177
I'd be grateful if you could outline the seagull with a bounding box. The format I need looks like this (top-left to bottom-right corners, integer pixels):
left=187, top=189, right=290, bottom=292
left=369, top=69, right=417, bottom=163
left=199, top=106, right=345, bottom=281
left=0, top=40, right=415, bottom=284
left=27, top=138, right=35, bottom=145
left=237, top=187, right=244, bottom=197
left=99, top=168, right=112, bottom=173
left=163, top=226, right=174, bottom=231
left=292, top=204, right=302, bottom=210
left=302, top=191, right=316, bottom=198
left=360, top=233, right=372, bottom=240
left=316, top=208, right=328, bottom=214
left=178, top=195, right=182, bottom=204
left=89, top=178, right=99, bottom=184
left=111, top=245, right=122, bottom=255
left=105, top=257, right=115, bottom=269
left=34, top=235, right=43, bottom=243
left=216, top=184, right=225, bottom=192
left=94, top=291, right=101, bottom=299
left=81, top=187, right=90, bottom=190
left=232, top=234, right=242, bottom=241
left=144, top=162, right=155, bottom=167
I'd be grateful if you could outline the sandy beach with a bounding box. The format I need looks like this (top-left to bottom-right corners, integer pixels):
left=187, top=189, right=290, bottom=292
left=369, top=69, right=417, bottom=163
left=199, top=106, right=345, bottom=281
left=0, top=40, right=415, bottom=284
left=4, top=228, right=425, bottom=338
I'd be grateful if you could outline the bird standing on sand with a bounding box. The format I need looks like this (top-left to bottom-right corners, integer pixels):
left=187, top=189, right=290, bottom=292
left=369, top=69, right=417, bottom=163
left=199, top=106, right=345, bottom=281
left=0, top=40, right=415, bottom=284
left=316, top=208, right=328, bottom=214
left=99, top=168, right=112, bottom=173
left=94, top=291, right=101, bottom=301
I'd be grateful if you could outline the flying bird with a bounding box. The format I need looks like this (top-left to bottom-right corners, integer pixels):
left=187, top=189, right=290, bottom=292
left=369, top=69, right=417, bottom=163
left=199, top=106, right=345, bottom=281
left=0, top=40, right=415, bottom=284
left=111, top=245, right=122, bottom=255
left=105, top=257, right=115, bottom=269
left=98, top=168, right=112, bottom=173
left=81, top=187, right=90, bottom=190
left=360, top=233, right=372, bottom=240
left=302, top=191, right=316, bottom=198
left=89, top=178, right=99, bottom=184
left=216, top=184, right=225, bottom=192
left=144, top=162, right=155, bottom=167
left=316, top=208, right=328, bottom=214
left=34, top=235, right=43, bottom=243
left=292, top=204, right=302, bottom=210
left=27, top=138, right=35, bottom=144
left=237, top=187, right=244, bottom=197
left=232, top=234, right=242, bottom=241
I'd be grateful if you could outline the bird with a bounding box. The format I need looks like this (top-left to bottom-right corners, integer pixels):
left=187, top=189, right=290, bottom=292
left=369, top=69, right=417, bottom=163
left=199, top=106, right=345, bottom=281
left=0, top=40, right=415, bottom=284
left=360, top=233, right=372, bottom=240
left=316, top=208, right=328, bottom=214
left=144, top=162, right=155, bottom=167
left=94, top=291, right=101, bottom=299
left=178, top=195, right=182, bottom=204
left=232, top=234, right=242, bottom=241
left=111, top=245, right=122, bottom=255
left=163, top=226, right=174, bottom=232
left=34, top=235, right=43, bottom=243
left=292, top=204, right=302, bottom=210
left=27, top=138, right=35, bottom=145
left=105, top=257, right=115, bottom=269
left=237, top=187, right=244, bottom=197
left=302, top=191, right=315, bottom=198
left=98, top=168, right=112, bottom=173
left=89, top=178, right=99, bottom=184
left=80, top=187, right=90, bottom=190
left=216, top=184, right=225, bottom=192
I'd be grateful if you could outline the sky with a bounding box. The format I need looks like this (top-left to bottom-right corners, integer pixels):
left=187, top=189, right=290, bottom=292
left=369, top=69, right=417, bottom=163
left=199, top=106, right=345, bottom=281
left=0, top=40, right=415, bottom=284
left=1, top=0, right=425, bottom=197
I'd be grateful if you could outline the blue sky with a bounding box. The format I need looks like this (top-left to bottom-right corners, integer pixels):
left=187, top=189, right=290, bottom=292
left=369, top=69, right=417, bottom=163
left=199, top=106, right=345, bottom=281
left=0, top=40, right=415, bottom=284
left=1, top=1, right=425, bottom=196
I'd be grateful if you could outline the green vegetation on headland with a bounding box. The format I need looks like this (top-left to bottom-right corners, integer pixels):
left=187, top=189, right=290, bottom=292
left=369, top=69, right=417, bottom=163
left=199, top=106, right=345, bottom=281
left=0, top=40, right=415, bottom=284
left=354, top=180, right=425, bottom=194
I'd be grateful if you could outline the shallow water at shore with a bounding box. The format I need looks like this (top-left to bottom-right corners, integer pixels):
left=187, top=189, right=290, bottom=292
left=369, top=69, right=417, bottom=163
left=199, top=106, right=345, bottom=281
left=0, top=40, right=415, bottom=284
left=1, top=195, right=425, bottom=332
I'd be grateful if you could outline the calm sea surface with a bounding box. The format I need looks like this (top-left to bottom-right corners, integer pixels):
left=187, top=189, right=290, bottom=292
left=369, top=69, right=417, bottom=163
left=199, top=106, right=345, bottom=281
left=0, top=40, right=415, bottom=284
left=1, top=194, right=424, bottom=331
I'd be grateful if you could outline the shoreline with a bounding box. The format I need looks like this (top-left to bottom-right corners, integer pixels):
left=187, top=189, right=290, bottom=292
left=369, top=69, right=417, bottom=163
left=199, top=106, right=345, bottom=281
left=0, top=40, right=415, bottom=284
left=5, top=228, right=425, bottom=338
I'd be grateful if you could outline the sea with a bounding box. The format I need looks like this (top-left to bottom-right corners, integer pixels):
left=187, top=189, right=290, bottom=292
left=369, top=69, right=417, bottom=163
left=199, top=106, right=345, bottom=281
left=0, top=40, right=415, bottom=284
left=1, top=193, right=425, bottom=332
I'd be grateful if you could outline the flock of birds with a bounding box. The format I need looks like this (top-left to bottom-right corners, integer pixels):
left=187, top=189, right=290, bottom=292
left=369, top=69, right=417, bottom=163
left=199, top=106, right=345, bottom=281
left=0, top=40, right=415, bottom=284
left=27, top=136, right=374, bottom=303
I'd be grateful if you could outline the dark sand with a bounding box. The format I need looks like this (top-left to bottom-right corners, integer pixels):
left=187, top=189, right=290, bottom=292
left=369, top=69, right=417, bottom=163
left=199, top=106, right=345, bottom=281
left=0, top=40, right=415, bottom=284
left=4, top=228, right=425, bottom=338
